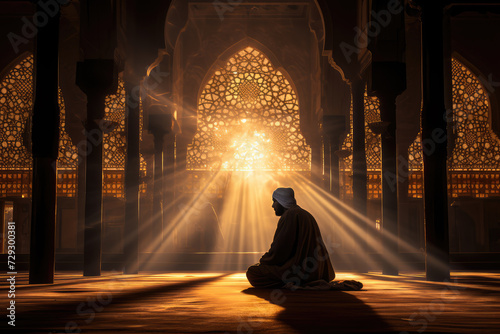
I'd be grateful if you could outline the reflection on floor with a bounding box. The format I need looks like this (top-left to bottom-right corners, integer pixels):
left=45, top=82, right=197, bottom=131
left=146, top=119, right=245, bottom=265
left=2, top=271, right=500, bottom=333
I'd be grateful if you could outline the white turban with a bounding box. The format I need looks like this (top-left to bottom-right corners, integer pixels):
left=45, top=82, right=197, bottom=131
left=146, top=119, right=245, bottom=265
left=272, top=187, right=296, bottom=209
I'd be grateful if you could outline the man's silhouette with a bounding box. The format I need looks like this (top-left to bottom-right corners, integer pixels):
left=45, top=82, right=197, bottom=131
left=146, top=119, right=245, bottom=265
left=246, top=187, right=335, bottom=288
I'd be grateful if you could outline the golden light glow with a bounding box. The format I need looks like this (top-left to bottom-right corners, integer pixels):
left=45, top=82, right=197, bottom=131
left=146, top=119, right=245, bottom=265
left=187, top=46, right=310, bottom=171
left=220, top=126, right=272, bottom=171
left=340, top=58, right=500, bottom=199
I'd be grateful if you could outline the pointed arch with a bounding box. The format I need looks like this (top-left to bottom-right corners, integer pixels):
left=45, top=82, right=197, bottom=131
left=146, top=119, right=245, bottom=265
left=407, top=57, right=500, bottom=198
left=452, top=52, right=499, bottom=135
left=187, top=45, right=311, bottom=171
left=0, top=54, right=78, bottom=197
left=197, top=37, right=302, bottom=108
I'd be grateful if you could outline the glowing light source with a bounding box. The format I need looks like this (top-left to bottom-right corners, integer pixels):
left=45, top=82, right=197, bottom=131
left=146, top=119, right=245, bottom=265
left=222, top=127, right=272, bottom=171
left=187, top=46, right=310, bottom=172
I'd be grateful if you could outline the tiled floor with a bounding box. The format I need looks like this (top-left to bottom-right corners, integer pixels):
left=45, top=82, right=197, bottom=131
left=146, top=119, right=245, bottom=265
left=2, top=271, right=500, bottom=333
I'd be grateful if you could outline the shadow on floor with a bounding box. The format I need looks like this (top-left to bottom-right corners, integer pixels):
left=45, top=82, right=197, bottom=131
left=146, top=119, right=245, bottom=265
left=13, top=274, right=229, bottom=333
left=242, top=287, right=392, bottom=333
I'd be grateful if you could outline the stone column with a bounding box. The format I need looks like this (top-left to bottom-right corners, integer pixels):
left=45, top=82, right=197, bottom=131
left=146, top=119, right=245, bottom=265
left=420, top=1, right=450, bottom=281
left=350, top=78, right=368, bottom=272
left=351, top=78, right=367, bottom=217
left=370, top=60, right=406, bottom=277
left=322, top=135, right=331, bottom=191
left=148, top=113, right=173, bottom=243
left=163, top=132, right=176, bottom=242
left=76, top=60, right=115, bottom=276
left=378, top=91, right=399, bottom=276
left=323, top=115, right=346, bottom=198
left=123, top=77, right=141, bottom=274
left=29, top=1, right=61, bottom=284
left=311, top=137, right=323, bottom=187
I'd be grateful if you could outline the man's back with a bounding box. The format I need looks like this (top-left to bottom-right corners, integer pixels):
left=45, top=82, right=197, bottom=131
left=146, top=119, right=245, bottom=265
left=247, top=202, right=335, bottom=288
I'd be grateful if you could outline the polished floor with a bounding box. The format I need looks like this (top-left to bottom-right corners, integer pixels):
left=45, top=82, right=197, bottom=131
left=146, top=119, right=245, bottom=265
left=2, top=271, right=500, bottom=333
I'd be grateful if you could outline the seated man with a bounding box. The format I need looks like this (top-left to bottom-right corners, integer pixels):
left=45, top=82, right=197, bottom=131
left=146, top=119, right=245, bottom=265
left=246, top=187, right=335, bottom=288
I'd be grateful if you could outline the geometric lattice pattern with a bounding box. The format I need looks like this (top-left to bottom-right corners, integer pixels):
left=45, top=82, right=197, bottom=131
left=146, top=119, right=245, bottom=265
left=0, top=55, right=78, bottom=197
left=102, top=77, right=147, bottom=198
left=0, top=55, right=35, bottom=170
left=340, top=58, right=500, bottom=199
left=58, top=87, right=78, bottom=170
left=450, top=58, right=499, bottom=170
left=104, top=79, right=127, bottom=170
left=341, top=90, right=382, bottom=172
left=339, top=90, right=382, bottom=199
left=187, top=46, right=310, bottom=171
left=408, top=58, right=500, bottom=198
left=409, top=59, right=499, bottom=171
left=0, top=55, right=146, bottom=199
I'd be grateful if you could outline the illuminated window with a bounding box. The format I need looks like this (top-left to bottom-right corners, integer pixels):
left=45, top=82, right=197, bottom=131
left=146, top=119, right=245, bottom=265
left=340, top=90, right=382, bottom=199
left=187, top=46, right=310, bottom=171
left=450, top=59, right=498, bottom=170
left=103, top=79, right=127, bottom=170
left=408, top=58, right=500, bottom=198
left=0, top=55, right=78, bottom=197
left=0, top=55, right=35, bottom=170
left=102, top=78, right=147, bottom=198
left=339, top=58, right=500, bottom=199
left=0, top=55, right=146, bottom=199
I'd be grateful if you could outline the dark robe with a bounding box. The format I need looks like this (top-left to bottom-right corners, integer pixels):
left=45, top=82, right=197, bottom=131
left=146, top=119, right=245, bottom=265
left=246, top=205, right=335, bottom=288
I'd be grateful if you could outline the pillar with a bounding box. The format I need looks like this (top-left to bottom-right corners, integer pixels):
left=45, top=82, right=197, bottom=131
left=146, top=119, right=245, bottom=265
left=77, top=155, right=86, bottom=252
left=378, top=92, right=399, bottom=276
left=154, top=133, right=164, bottom=241
left=311, top=137, right=323, bottom=187
left=76, top=60, right=115, bottom=276
left=351, top=78, right=368, bottom=272
left=351, top=78, right=367, bottom=216
left=323, top=115, right=346, bottom=198
left=123, top=78, right=141, bottom=274
left=371, top=61, right=406, bottom=276
left=420, top=1, right=450, bottom=281
left=322, top=135, right=331, bottom=191
left=29, top=1, right=60, bottom=284
left=163, top=132, right=176, bottom=243
left=148, top=113, right=173, bottom=243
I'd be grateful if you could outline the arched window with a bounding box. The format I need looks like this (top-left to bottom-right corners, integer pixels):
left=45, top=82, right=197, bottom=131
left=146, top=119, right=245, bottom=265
left=187, top=46, right=310, bottom=171
left=340, top=90, right=382, bottom=199
left=102, top=78, right=146, bottom=198
left=0, top=55, right=146, bottom=199
left=0, top=55, right=78, bottom=197
left=408, top=58, right=500, bottom=198
left=340, top=58, right=500, bottom=199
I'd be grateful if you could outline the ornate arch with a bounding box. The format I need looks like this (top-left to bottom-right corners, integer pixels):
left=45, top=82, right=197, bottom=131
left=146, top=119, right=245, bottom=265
left=187, top=46, right=311, bottom=171
left=0, top=55, right=78, bottom=197
left=0, top=55, right=145, bottom=198
left=408, top=58, right=500, bottom=198
left=339, top=89, right=382, bottom=199
left=339, top=58, right=500, bottom=199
